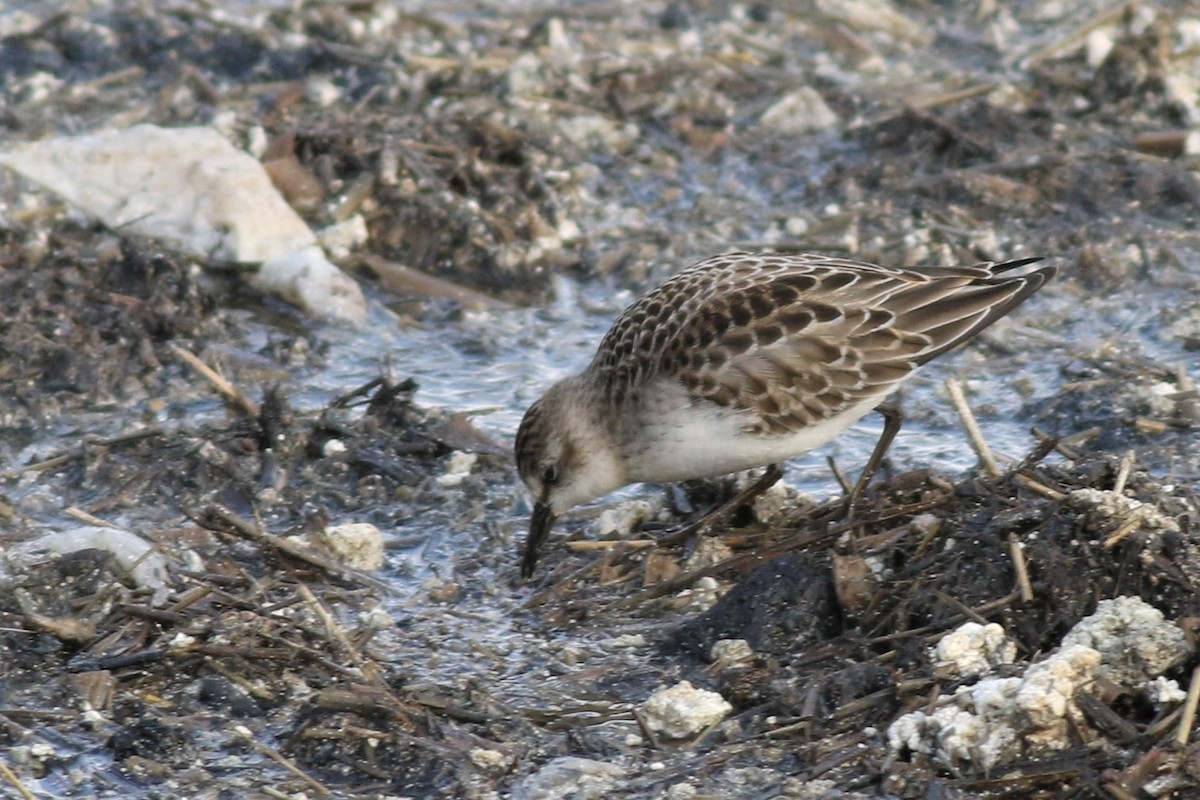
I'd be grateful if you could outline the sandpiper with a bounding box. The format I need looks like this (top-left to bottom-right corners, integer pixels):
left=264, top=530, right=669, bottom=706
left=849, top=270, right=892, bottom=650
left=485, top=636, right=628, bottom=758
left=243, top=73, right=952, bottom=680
left=515, top=251, right=1055, bottom=577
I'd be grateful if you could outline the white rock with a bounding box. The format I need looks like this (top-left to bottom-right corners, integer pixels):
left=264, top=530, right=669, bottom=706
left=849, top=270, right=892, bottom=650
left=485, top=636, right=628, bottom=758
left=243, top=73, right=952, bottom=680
left=1068, top=488, right=1179, bottom=534
left=557, top=115, right=637, bottom=151
left=306, top=77, right=342, bottom=107
left=1015, top=645, right=1101, bottom=730
left=759, top=88, right=839, bottom=135
left=784, top=217, right=809, bottom=237
left=588, top=498, right=662, bottom=539
left=318, top=215, right=369, bottom=261
left=436, top=451, right=478, bottom=487
left=891, top=597, right=1191, bottom=772
left=603, top=633, right=647, bottom=649
left=1147, top=676, right=1187, bottom=705
left=1165, top=73, right=1200, bottom=124
left=316, top=522, right=384, bottom=571
left=1178, top=18, right=1200, bottom=50
left=682, top=535, right=733, bottom=572
left=0, top=9, right=41, bottom=39
left=1085, top=28, right=1116, bottom=68
left=642, top=681, right=732, bottom=739
left=1061, top=596, right=1192, bottom=684
left=813, top=0, right=931, bottom=44
left=506, top=52, right=545, bottom=96
left=933, top=621, right=1016, bottom=680
left=710, top=638, right=755, bottom=669
left=358, top=605, right=395, bottom=631
left=0, top=125, right=365, bottom=322
left=469, top=747, right=509, bottom=772
left=253, top=245, right=366, bottom=323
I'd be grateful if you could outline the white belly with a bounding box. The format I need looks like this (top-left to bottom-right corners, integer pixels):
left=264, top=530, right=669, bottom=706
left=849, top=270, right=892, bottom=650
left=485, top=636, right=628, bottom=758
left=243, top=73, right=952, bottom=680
left=621, top=382, right=889, bottom=484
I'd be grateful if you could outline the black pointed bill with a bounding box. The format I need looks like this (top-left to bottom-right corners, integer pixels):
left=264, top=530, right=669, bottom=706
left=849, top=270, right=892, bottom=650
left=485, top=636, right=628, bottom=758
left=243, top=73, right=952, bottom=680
left=521, top=503, right=558, bottom=579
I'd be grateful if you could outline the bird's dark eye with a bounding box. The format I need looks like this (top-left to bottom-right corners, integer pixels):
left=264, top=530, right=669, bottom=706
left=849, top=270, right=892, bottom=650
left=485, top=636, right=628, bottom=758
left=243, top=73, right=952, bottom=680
left=542, top=465, right=559, bottom=485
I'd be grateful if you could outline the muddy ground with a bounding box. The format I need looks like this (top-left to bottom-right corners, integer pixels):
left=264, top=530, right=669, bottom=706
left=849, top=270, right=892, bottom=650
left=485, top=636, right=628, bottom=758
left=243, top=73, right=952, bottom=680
left=2, top=1, right=1200, bottom=798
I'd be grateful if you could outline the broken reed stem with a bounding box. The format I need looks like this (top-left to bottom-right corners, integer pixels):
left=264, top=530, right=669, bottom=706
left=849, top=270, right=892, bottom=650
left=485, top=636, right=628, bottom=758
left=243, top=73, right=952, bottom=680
left=1103, top=510, right=1145, bottom=549
left=1014, top=473, right=1067, bottom=501
left=236, top=726, right=331, bottom=796
left=295, top=583, right=382, bottom=685
left=945, top=378, right=1000, bottom=479
left=1112, top=450, right=1135, bottom=495
left=168, top=342, right=260, bottom=417
left=0, top=760, right=35, bottom=800
left=1008, top=534, right=1034, bottom=603
left=1175, top=664, right=1200, bottom=746
left=564, top=540, right=655, bottom=553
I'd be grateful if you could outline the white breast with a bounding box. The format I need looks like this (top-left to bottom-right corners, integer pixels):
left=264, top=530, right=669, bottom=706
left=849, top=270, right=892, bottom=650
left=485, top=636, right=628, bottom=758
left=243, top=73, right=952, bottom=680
left=621, top=380, right=888, bottom=484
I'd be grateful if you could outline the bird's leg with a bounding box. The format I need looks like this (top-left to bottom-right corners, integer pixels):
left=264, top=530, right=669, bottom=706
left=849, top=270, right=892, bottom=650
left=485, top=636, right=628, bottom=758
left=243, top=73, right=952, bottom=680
left=844, top=403, right=903, bottom=515
left=655, top=463, right=785, bottom=546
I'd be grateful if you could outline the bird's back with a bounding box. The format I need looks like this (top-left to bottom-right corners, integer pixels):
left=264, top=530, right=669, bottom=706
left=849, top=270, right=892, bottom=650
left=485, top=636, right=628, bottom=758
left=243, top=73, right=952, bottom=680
left=587, top=252, right=1055, bottom=436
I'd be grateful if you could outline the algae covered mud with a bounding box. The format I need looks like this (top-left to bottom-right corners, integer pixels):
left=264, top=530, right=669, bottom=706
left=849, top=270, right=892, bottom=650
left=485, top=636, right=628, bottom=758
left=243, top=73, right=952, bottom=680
left=1, top=1, right=1199, bottom=797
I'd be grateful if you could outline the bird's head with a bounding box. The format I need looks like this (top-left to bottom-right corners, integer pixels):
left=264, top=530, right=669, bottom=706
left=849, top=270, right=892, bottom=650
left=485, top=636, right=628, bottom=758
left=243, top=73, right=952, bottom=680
left=514, top=378, right=625, bottom=578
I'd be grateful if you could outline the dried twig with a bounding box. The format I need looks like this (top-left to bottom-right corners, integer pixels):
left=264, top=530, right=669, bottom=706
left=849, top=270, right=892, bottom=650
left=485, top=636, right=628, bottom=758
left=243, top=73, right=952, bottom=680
left=0, top=759, right=35, bottom=800
left=1009, top=534, right=1034, bottom=602
left=295, top=583, right=386, bottom=686
left=934, top=590, right=990, bottom=626
left=1014, top=473, right=1067, bottom=501
left=235, top=725, right=331, bottom=796
left=1103, top=510, right=1145, bottom=549
left=64, top=507, right=123, bottom=528
left=197, top=505, right=393, bottom=593
left=168, top=342, right=260, bottom=417
left=1176, top=663, right=1200, bottom=746
left=565, top=539, right=656, bottom=553
left=1112, top=450, right=1135, bottom=495
left=1015, top=1, right=1131, bottom=68
left=945, top=378, right=1000, bottom=478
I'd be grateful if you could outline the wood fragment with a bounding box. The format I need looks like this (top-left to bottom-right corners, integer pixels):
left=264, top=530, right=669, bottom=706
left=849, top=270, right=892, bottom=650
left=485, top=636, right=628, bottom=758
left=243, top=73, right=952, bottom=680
left=205, top=658, right=279, bottom=703
left=934, top=590, right=990, bottom=626
left=167, top=343, right=260, bottom=417
left=63, top=507, right=124, bottom=528
left=1112, top=450, right=1135, bottom=495
left=1104, top=510, right=1145, bottom=549
left=1098, top=780, right=1140, bottom=800
left=235, top=726, right=331, bottom=796
left=1175, top=664, right=1200, bottom=746
left=1014, top=473, right=1067, bottom=501
left=1009, top=534, right=1034, bottom=603
left=1134, top=130, right=1200, bottom=158
left=1133, top=417, right=1170, bottom=435
left=296, top=583, right=384, bottom=686
left=0, top=756, right=35, bottom=800
left=945, top=378, right=1000, bottom=478
left=1144, top=706, right=1182, bottom=740
left=1030, top=427, right=1083, bottom=461
left=564, top=539, right=656, bottom=553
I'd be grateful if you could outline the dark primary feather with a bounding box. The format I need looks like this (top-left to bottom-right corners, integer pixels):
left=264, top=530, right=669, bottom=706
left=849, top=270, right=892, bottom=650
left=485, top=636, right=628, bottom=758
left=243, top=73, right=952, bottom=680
left=588, top=252, right=1055, bottom=435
